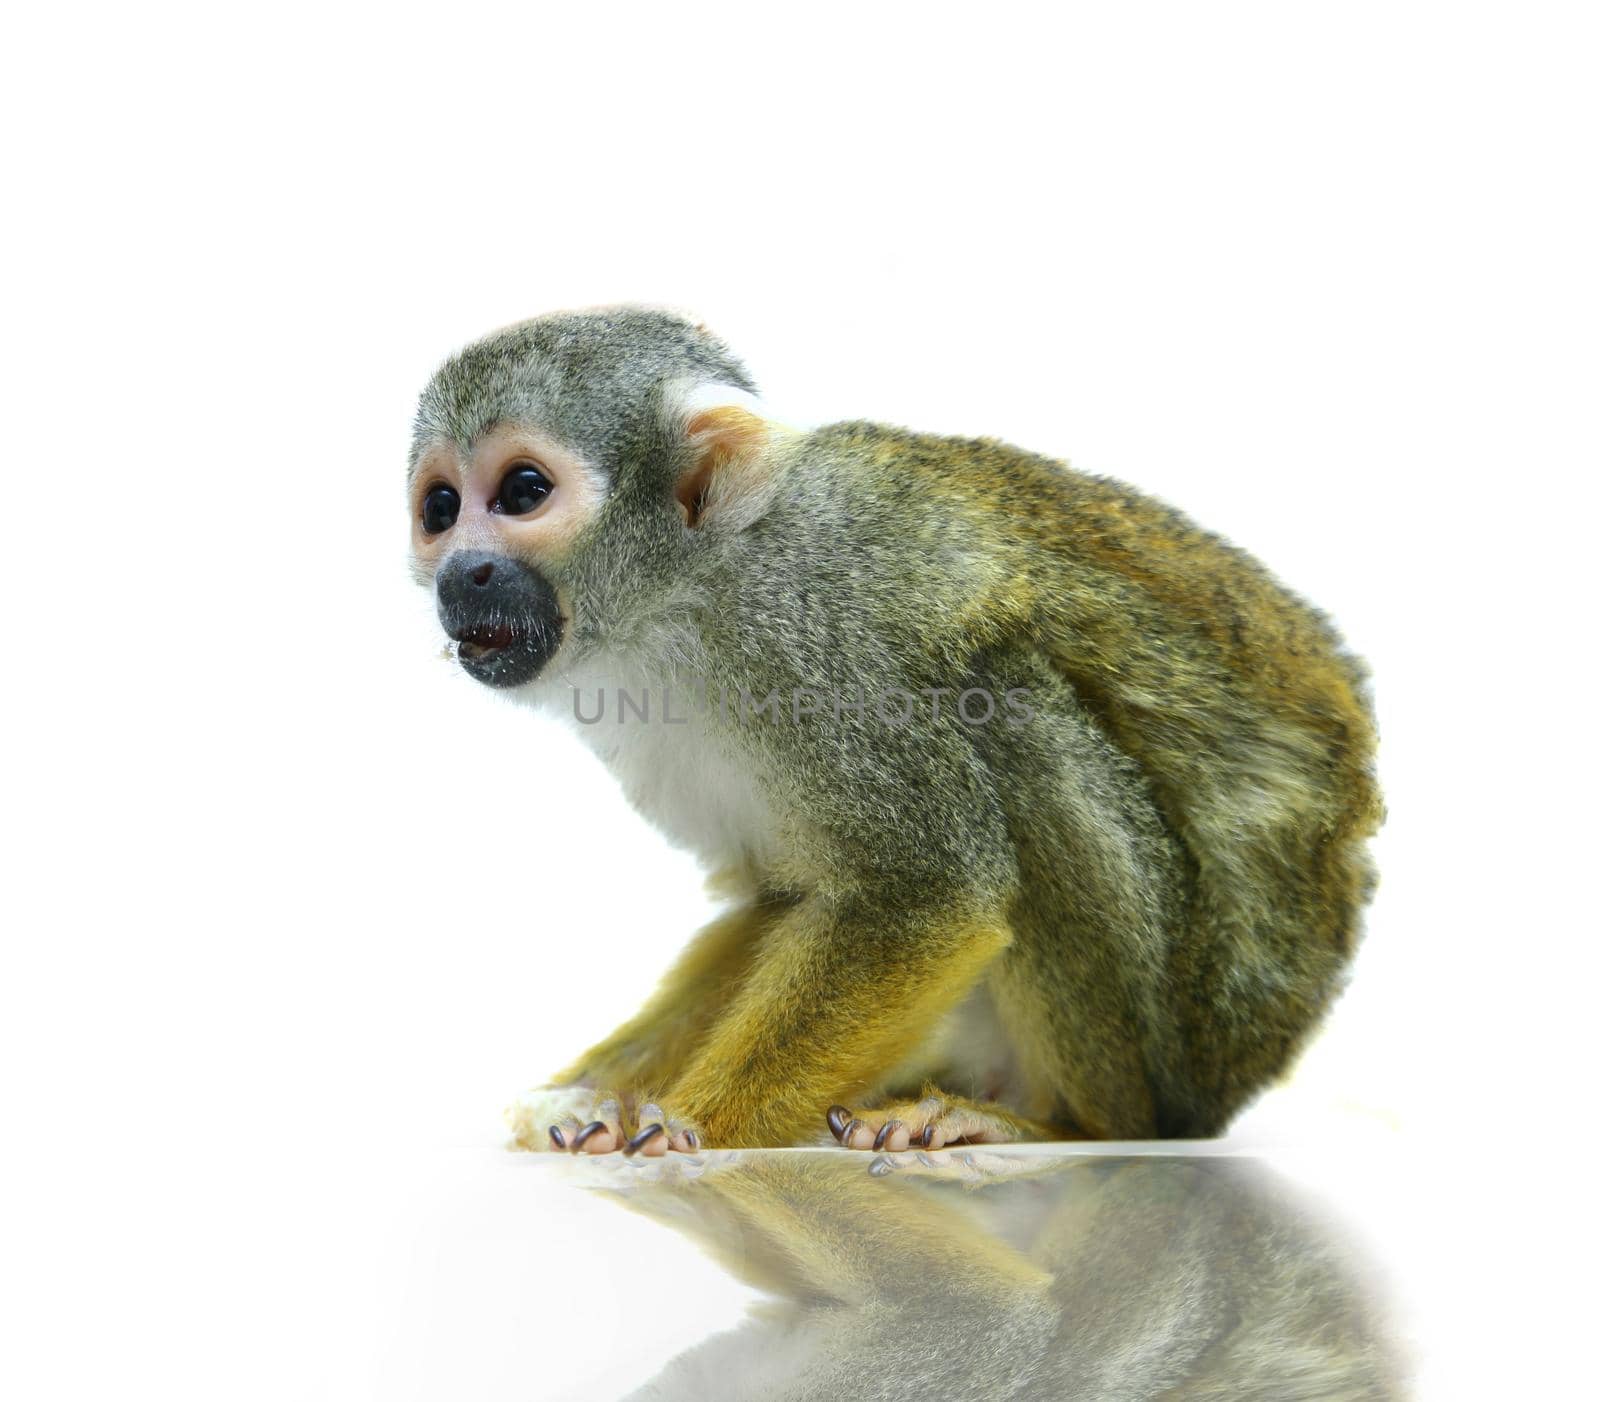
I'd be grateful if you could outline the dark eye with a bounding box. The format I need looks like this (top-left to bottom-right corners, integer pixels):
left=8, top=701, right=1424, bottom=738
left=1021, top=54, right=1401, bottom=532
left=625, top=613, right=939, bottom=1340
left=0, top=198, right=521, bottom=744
left=421, top=483, right=460, bottom=535
left=496, top=463, right=553, bottom=516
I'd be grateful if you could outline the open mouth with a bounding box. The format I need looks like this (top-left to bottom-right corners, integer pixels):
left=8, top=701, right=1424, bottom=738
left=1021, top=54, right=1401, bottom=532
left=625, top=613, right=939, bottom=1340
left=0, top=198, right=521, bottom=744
left=454, top=622, right=521, bottom=662
left=445, top=617, right=558, bottom=688
left=434, top=552, right=565, bottom=689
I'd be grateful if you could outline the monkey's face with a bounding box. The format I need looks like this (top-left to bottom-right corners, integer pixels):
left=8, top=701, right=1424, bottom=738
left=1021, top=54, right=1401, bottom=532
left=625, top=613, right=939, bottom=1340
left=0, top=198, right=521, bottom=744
left=409, top=423, right=605, bottom=688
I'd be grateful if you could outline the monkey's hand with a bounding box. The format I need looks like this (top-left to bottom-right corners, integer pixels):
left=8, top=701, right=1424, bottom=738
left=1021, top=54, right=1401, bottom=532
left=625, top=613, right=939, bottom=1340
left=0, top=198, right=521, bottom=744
left=505, top=1086, right=701, bottom=1156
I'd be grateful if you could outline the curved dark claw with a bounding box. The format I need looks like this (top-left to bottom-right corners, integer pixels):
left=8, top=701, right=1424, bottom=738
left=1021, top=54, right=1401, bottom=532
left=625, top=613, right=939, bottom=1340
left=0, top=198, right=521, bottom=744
left=548, top=1125, right=567, bottom=1150
left=842, top=1118, right=864, bottom=1146
left=682, top=1129, right=699, bottom=1151
left=918, top=1124, right=936, bottom=1149
left=826, top=1105, right=852, bottom=1140
left=572, top=1120, right=609, bottom=1151
left=873, top=1120, right=902, bottom=1151
left=624, top=1123, right=665, bottom=1156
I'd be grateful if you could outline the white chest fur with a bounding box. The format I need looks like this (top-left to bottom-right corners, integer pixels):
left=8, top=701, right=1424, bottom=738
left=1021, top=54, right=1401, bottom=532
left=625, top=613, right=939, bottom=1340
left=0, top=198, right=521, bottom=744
left=526, top=653, right=784, bottom=874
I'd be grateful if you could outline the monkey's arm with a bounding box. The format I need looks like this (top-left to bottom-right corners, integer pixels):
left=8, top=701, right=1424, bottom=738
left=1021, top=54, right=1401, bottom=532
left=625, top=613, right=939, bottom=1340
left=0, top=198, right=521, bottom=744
left=548, top=891, right=785, bottom=1092
left=507, top=891, right=789, bottom=1150
left=662, top=894, right=1013, bottom=1146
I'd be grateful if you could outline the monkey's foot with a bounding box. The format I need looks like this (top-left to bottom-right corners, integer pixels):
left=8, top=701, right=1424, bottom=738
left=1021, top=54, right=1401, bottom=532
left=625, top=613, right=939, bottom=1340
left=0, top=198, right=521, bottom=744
left=506, top=1087, right=700, bottom=1156
left=824, top=1093, right=1054, bottom=1151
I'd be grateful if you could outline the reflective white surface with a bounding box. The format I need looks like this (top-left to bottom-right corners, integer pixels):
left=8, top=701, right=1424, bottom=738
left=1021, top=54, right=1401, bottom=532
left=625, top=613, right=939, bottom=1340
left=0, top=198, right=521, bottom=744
left=369, top=1144, right=1410, bottom=1399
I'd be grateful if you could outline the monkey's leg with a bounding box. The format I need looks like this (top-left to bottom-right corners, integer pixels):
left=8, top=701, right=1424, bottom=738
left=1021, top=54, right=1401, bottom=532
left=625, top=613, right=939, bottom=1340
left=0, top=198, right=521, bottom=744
left=645, top=897, right=1013, bottom=1148
left=967, top=652, right=1186, bottom=1139
left=823, top=1089, right=1071, bottom=1152
left=507, top=892, right=786, bottom=1152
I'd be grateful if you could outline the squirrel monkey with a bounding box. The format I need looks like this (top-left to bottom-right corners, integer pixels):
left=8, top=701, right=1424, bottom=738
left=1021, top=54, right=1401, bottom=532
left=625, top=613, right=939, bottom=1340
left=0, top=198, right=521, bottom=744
left=406, top=307, right=1381, bottom=1153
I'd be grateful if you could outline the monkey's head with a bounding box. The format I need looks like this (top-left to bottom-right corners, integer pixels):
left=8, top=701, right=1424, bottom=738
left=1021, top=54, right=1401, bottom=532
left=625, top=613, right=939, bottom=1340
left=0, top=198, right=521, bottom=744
left=407, top=307, right=769, bottom=689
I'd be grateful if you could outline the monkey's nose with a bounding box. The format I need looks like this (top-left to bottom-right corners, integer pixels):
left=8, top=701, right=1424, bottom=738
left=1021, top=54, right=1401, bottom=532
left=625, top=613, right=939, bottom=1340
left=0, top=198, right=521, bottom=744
left=470, top=562, right=494, bottom=586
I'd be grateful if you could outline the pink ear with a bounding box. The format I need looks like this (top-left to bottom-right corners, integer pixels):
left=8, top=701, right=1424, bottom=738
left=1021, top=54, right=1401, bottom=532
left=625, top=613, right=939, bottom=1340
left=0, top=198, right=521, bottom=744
left=675, top=406, right=777, bottom=529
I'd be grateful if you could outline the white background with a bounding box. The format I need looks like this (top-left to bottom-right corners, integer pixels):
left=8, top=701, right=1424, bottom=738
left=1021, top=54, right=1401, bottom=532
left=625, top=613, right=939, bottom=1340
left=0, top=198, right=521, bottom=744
left=3, top=4, right=1596, bottom=1398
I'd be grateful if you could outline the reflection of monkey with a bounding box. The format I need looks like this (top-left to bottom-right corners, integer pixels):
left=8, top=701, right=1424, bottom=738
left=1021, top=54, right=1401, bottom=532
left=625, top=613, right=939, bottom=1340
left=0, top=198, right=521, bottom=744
left=408, top=307, right=1382, bottom=1151
left=588, top=1150, right=1404, bottom=1400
